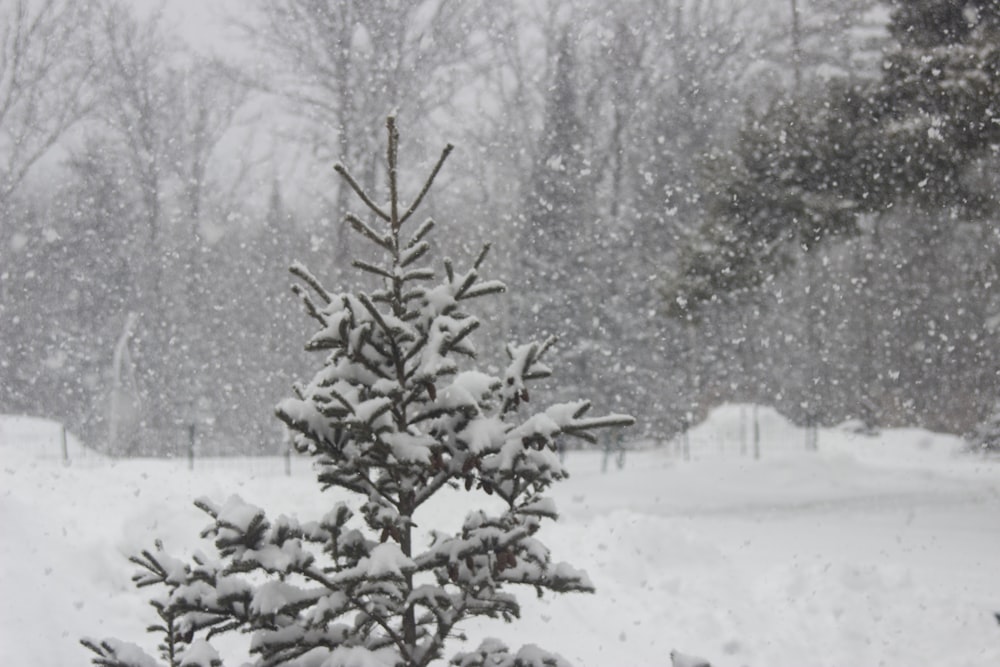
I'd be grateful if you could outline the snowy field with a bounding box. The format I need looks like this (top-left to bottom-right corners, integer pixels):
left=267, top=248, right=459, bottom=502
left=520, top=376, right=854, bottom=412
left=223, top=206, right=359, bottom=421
left=2, top=406, right=999, bottom=667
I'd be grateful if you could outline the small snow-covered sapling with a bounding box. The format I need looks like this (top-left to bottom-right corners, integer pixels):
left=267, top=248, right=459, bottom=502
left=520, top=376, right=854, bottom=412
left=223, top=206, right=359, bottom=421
left=83, top=117, right=633, bottom=667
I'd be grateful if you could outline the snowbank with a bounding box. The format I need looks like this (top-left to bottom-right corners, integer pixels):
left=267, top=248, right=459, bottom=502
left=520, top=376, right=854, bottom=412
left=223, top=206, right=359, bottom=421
left=0, top=414, right=100, bottom=462
left=2, top=408, right=998, bottom=667
left=681, top=403, right=990, bottom=482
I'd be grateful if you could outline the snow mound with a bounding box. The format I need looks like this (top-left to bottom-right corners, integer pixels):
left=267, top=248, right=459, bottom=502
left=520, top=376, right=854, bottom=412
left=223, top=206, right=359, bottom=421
left=684, top=404, right=974, bottom=473
left=0, top=415, right=100, bottom=462
left=687, top=404, right=803, bottom=457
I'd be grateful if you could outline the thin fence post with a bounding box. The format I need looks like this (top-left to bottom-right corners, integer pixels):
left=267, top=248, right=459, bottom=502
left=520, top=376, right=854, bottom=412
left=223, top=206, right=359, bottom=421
left=753, top=404, right=761, bottom=460
left=60, top=424, right=69, bottom=464
left=188, top=423, right=196, bottom=471
left=740, top=404, right=748, bottom=456
left=284, top=443, right=292, bottom=477
left=681, top=413, right=691, bottom=462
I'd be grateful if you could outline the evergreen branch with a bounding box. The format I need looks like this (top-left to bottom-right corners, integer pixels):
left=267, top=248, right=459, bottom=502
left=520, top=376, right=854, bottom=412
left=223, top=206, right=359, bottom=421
left=206, top=620, right=243, bottom=640
left=316, top=469, right=371, bottom=497
left=163, top=605, right=243, bottom=640
left=442, top=320, right=480, bottom=356
left=129, top=550, right=172, bottom=588
left=316, top=402, right=351, bottom=422
left=459, top=589, right=521, bottom=620
left=256, top=642, right=322, bottom=667
left=402, top=288, right=426, bottom=303
left=276, top=407, right=336, bottom=453
left=400, top=241, right=430, bottom=268
left=290, top=262, right=333, bottom=305
left=194, top=497, right=220, bottom=520
left=451, top=346, right=477, bottom=360
left=407, top=405, right=454, bottom=425
left=555, top=412, right=636, bottom=446
left=355, top=327, right=395, bottom=372
left=523, top=368, right=552, bottom=381
left=412, top=599, right=466, bottom=667
left=401, top=268, right=436, bottom=283
left=565, top=414, right=636, bottom=431
left=402, top=332, right=430, bottom=368
left=452, top=270, right=488, bottom=301
left=325, top=387, right=357, bottom=415
left=300, top=566, right=408, bottom=650
left=353, top=259, right=395, bottom=281
left=401, top=310, right=422, bottom=323
left=459, top=281, right=506, bottom=301
left=317, top=456, right=400, bottom=511
left=493, top=481, right=517, bottom=508
left=473, top=243, right=492, bottom=269
left=413, top=524, right=533, bottom=571
left=534, top=335, right=557, bottom=361
left=351, top=350, right=395, bottom=383
left=291, top=285, right=325, bottom=326
left=357, top=294, right=401, bottom=350
left=347, top=213, right=393, bottom=251
left=405, top=219, right=436, bottom=249
left=361, top=399, right=394, bottom=428
left=334, top=163, right=390, bottom=222
left=400, top=143, right=454, bottom=226
left=81, top=638, right=158, bottom=667
left=412, top=468, right=455, bottom=509
left=304, top=338, right=343, bottom=353
left=562, top=430, right=598, bottom=445
left=443, top=259, right=455, bottom=284
left=387, top=115, right=401, bottom=229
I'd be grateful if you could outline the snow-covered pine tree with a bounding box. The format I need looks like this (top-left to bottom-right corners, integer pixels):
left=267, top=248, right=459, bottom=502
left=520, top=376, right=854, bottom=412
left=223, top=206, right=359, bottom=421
left=82, top=117, right=634, bottom=667
left=878, top=0, right=1000, bottom=214
left=517, top=31, right=600, bottom=408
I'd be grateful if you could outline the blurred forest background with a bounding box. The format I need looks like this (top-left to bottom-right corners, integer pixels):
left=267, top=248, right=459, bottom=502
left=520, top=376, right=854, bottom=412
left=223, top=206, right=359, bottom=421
left=2, top=0, right=998, bottom=456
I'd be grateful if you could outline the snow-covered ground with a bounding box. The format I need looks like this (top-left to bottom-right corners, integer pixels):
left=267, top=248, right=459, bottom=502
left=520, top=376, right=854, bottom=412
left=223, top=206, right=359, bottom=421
left=2, top=406, right=998, bottom=666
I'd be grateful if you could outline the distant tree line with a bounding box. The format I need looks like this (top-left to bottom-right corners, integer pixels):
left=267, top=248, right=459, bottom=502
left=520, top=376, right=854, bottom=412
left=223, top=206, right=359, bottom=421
left=1, top=0, right=997, bottom=455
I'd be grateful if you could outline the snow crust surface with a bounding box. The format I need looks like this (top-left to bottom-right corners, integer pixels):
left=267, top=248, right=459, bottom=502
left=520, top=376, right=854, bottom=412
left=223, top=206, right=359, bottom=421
left=2, top=405, right=998, bottom=667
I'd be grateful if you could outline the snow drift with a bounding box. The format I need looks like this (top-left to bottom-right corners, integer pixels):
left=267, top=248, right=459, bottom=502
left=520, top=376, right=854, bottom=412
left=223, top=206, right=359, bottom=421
left=2, top=407, right=998, bottom=667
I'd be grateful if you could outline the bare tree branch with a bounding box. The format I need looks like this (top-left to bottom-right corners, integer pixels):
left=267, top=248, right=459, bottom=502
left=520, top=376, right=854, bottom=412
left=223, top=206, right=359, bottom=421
left=0, top=0, right=98, bottom=206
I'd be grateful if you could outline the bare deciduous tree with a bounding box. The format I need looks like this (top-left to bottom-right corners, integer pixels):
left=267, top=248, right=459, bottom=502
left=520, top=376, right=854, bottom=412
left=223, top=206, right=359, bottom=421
left=240, top=0, right=486, bottom=263
left=0, top=0, right=96, bottom=207
left=84, top=1, right=251, bottom=452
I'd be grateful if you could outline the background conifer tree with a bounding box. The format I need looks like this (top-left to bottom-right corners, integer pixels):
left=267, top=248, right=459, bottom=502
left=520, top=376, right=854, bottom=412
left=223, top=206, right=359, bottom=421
left=878, top=0, right=1000, bottom=215
left=517, top=32, right=601, bottom=406
left=82, top=117, right=633, bottom=667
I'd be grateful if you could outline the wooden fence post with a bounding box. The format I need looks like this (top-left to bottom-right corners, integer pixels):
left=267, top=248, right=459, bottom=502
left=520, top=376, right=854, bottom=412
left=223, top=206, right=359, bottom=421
left=188, top=423, right=196, bottom=471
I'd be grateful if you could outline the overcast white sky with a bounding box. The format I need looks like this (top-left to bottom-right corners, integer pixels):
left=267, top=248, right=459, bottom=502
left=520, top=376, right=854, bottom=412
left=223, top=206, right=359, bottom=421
left=142, top=0, right=246, bottom=54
